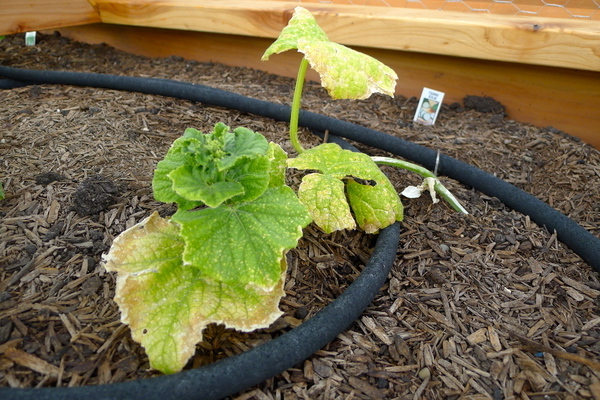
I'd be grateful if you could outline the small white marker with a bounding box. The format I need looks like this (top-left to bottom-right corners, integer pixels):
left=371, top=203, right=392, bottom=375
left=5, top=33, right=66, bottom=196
left=25, top=31, right=36, bottom=46
left=414, top=87, right=445, bottom=126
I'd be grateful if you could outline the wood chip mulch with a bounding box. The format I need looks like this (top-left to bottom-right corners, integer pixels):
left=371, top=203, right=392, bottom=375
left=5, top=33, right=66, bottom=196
left=1, top=33, right=600, bottom=399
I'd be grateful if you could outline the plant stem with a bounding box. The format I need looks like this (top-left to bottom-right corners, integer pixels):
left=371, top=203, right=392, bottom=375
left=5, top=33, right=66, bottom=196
left=371, top=156, right=469, bottom=214
left=289, top=58, right=309, bottom=154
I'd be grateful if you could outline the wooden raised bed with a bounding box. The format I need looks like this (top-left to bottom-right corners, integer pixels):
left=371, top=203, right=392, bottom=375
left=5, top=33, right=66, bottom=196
left=1, top=0, right=599, bottom=148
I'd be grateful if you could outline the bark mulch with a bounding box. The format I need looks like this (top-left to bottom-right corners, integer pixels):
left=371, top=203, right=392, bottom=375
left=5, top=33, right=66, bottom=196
left=1, top=33, right=600, bottom=399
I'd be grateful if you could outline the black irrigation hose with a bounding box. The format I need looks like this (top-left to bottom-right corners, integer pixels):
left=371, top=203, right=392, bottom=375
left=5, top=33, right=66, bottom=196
left=0, top=221, right=399, bottom=400
left=1, top=66, right=599, bottom=399
left=1, top=222, right=400, bottom=400
left=2, top=66, right=599, bottom=271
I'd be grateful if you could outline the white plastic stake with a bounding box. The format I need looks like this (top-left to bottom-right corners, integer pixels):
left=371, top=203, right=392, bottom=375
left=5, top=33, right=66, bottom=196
left=414, top=88, right=445, bottom=126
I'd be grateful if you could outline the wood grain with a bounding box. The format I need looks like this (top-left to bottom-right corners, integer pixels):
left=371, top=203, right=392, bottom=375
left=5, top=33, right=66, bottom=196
left=298, top=0, right=600, bottom=20
left=55, top=24, right=600, bottom=149
left=90, top=0, right=600, bottom=72
left=0, top=0, right=100, bottom=35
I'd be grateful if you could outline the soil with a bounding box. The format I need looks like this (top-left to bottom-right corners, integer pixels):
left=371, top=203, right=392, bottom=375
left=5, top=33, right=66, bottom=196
left=1, top=32, right=600, bottom=399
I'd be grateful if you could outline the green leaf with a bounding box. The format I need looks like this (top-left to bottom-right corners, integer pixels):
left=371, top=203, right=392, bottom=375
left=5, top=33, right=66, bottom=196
left=267, top=142, right=288, bottom=188
left=219, top=127, right=269, bottom=170
left=296, top=173, right=356, bottom=233
left=288, top=143, right=402, bottom=233
left=262, top=6, right=397, bottom=100
left=168, top=164, right=245, bottom=208
left=172, top=186, right=311, bottom=288
left=0, top=182, right=4, bottom=200
left=152, top=147, right=204, bottom=211
left=104, top=212, right=288, bottom=374
left=226, top=155, right=271, bottom=204
left=152, top=124, right=273, bottom=208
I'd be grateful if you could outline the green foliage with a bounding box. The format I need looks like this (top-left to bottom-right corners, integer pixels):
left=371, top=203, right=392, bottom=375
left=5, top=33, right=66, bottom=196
left=104, top=212, right=290, bottom=374
left=288, top=143, right=403, bottom=233
left=152, top=123, right=270, bottom=209
left=172, top=186, right=311, bottom=288
left=0, top=182, right=4, bottom=200
left=105, top=123, right=311, bottom=373
left=104, top=6, right=466, bottom=377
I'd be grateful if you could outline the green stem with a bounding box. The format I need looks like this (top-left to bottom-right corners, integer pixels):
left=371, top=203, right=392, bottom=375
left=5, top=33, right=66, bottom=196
left=371, top=156, right=469, bottom=214
left=289, top=58, right=309, bottom=154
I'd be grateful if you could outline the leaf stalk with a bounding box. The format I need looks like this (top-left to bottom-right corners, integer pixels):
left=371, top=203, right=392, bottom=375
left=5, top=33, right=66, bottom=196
left=371, top=156, right=468, bottom=214
left=289, top=58, right=309, bottom=154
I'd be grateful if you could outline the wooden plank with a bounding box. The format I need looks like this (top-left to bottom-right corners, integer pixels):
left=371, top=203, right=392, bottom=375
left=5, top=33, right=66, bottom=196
left=55, top=24, right=600, bottom=149
left=91, top=0, right=600, bottom=72
left=0, top=0, right=100, bottom=36
left=296, top=0, right=600, bottom=20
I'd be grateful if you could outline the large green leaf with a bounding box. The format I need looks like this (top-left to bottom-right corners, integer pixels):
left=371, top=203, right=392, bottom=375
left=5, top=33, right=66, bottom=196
left=288, top=143, right=402, bottom=233
left=262, top=6, right=397, bottom=100
left=172, top=186, right=312, bottom=288
left=103, top=212, right=288, bottom=374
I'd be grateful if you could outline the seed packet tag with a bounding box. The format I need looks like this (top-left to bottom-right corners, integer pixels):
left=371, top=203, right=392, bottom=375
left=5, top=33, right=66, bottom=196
left=414, top=88, right=444, bottom=126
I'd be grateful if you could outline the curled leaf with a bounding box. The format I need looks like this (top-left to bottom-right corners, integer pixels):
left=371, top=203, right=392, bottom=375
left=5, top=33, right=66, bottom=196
left=152, top=123, right=272, bottom=209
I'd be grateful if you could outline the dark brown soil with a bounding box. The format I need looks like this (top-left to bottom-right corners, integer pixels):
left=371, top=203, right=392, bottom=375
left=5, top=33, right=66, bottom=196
left=1, top=32, right=599, bottom=399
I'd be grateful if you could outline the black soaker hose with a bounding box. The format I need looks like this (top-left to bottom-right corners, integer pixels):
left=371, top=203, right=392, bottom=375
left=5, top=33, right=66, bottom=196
left=2, top=67, right=598, bottom=271
left=1, top=66, right=599, bottom=399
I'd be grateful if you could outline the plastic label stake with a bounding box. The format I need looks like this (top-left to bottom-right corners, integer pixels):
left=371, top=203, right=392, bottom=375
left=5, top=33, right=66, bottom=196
left=414, top=88, right=444, bottom=126
left=25, top=32, right=36, bottom=46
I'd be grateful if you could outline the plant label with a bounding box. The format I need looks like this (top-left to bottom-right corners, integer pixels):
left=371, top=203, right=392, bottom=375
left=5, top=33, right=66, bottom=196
left=414, top=88, right=445, bottom=126
left=25, top=32, right=36, bottom=46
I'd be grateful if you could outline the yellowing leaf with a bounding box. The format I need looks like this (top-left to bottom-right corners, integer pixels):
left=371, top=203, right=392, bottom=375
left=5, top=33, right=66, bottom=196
left=103, top=212, right=288, bottom=374
left=346, top=179, right=403, bottom=234
left=297, top=173, right=356, bottom=233
left=262, top=7, right=328, bottom=59
left=298, top=40, right=397, bottom=100
left=289, top=143, right=402, bottom=233
left=262, top=6, right=397, bottom=100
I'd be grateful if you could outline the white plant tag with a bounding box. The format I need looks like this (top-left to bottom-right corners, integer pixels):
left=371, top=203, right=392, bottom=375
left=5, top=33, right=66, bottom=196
left=414, top=88, right=445, bottom=126
left=25, top=32, right=36, bottom=46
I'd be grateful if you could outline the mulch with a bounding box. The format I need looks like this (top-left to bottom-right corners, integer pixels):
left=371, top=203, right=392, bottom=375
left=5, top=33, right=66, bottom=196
left=1, top=32, right=600, bottom=399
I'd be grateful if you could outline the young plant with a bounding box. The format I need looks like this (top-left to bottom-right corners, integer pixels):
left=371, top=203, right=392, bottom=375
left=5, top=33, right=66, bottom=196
left=104, top=124, right=311, bottom=373
left=104, top=6, right=467, bottom=375
left=262, top=6, right=467, bottom=229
